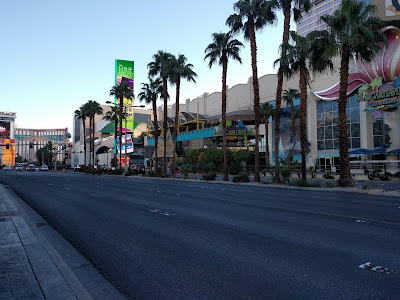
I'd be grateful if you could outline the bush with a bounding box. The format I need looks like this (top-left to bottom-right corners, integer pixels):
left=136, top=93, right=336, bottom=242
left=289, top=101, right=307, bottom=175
left=323, top=174, right=335, bottom=179
left=124, top=169, right=135, bottom=176
left=280, top=167, right=291, bottom=182
left=394, top=171, right=400, bottom=178
left=232, top=172, right=250, bottom=183
left=202, top=171, right=217, bottom=181
left=114, top=169, right=124, bottom=175
left=145, top=170, right=155, bottom=177
left=229, top=164, right=242, bottom=175
left=326, top=182, right=338, bottom=188
left=180, top=164, right=191, bottom=178
left=291, top=179, right=323, bottom=188
left=291, top=179, right=311, bottom=187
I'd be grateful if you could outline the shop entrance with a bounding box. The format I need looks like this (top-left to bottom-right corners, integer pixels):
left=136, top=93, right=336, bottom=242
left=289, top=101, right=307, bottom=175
left=318, top=157, right=340, bottom=172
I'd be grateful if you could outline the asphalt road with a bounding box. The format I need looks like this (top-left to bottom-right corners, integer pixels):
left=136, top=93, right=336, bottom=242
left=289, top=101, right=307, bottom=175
left=0, top=171, right=399, bottom=299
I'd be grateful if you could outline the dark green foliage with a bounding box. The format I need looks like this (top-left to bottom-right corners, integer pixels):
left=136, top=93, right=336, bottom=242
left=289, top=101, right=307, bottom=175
left=114, top=169, right=124, bottom=175
left=323, top=174, right=335, bottom=179
left=202, top=171, right=217, bottom=181
left=326, top=182, right=338, bottom=188
left=145, top=170, right=155, bottom=177
left=280, top=167, right=291, bottom=182
left=232, top=172, right=250, bottom=183
left=229, top=164, right=242, bottom=175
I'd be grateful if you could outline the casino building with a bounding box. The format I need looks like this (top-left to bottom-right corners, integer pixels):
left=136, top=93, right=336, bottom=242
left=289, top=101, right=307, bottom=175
left=144, top=0, right=400, bottom=172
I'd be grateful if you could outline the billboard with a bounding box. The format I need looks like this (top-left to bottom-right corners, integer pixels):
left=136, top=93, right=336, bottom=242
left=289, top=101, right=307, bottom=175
left=386, top=0, right=400, bottom=16
left=1, top=139, right=15, bottom=166
left=115, top=59, right=134, bottom=153
left=0, top=121, right=10, bottom=139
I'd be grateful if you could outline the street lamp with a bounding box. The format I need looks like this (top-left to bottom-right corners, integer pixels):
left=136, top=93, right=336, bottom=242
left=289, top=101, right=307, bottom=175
left=105, top=101, right=145, bottom=173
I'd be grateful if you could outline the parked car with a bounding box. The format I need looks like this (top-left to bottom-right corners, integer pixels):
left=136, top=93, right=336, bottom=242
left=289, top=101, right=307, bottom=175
left=131, top=164, right=146, bottom=174
left=74, top=165, right=84, bottom=172
left=40, top=165, right=49, bottom=171
left=26, top=164, right=36, bottom=171
left=35, top=167, right=40, bottom=171
left=15, top=164, right=24, bottom=171
left=3, top=165, right=12, bottom=171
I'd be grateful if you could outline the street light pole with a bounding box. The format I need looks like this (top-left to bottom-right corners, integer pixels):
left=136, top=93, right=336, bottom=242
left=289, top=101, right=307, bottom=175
left=124, top=106, right=128, bottom=174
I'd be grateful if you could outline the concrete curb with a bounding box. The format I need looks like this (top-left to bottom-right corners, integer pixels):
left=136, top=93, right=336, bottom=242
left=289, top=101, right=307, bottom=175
left=1, top=184, right=94, bottom=300
left=106, top=174, right=400, bottom=198
left=1, top=184, right=127, bottom=300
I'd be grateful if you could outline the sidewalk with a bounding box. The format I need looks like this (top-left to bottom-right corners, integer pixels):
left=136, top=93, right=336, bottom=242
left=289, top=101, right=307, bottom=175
left=0, top=184, right=126, bottom=300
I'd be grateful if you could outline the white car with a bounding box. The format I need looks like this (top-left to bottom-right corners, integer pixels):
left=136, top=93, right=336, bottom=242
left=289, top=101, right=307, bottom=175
left=3, top=165, right=12, bottom=171
left=15, top=165, right=24, bottom=171
left=40, top=165, right=49, bottom=171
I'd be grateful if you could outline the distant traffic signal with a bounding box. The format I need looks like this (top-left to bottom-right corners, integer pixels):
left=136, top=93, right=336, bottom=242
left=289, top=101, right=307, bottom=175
left=5, top=144, right=9, bottom=149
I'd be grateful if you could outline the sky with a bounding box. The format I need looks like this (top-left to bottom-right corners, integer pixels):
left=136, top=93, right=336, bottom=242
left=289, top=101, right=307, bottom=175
left=0, top=0, right=293, bottom=135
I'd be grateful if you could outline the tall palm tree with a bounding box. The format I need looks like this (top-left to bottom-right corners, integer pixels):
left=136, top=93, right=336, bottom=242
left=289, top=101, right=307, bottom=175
left=268, top=0, right=311, bottom=183
left=110, top=82, right=133, bottom=169
left=102, top=105, right=120, bottom=168
left=282, top=88, right=300, bottom=171
left=319, top=0, right=386, bottom=186
left=227, top=0, right=274, bottom=183
left=205, top=32, right=244, bottom=181
left=74, top=106, right=88, bottom=168
left=86, top=100, right=103, bottom=166
left=260, top=102, right=275, bottom=167
left=148, top=51, right=173, bottom=176
left=138, top=77, right=163, bottom=177
left=277, top=30, right=333, bottom=180
left=170, top=54, right=197, bottom=178
left=85, top=100, right=103, bottom=167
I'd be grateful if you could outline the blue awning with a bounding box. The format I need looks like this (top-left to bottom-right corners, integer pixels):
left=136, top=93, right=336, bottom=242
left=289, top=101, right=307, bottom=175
left=349, top=148, right=369, bottom=154
left=388, top=148, right=400, bottom=153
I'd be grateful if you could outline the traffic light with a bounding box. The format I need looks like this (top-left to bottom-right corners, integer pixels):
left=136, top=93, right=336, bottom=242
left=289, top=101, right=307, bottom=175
left=29, top=143, right=33, bottom=149
left=5, top=143, right=9, bottom=149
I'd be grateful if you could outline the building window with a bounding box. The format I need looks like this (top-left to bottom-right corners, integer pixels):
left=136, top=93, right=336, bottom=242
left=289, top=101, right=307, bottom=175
left=316, top=95, right=360, bottom=151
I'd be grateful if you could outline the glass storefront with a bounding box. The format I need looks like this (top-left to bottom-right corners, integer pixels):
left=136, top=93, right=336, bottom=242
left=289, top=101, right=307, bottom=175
left=317, top=95, right=360, bottom=152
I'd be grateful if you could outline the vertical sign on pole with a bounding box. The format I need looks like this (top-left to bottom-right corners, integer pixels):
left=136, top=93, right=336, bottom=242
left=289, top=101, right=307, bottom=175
left=115, top=60, right=135, bottom=167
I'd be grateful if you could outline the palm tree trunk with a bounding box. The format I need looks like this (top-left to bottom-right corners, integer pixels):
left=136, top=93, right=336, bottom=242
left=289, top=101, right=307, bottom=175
left=274, top=0, right=291, bottom=184
left=299, top=63, right=307, bottom=181
left=119, top=96, right=123, bottom=170
left=288, top=99, right=296, bottom=171
left=222, top=55, right=229, bottom=181
left=152, top=95, right=159, bottom=177
left=90, top=115, right=93, bottom=167
left=114, top=118, right=118, bottom=169
left=162, top=76, right=168, bottom=176
left=248, top=18, right=260, bottom=183
left=172, top=78, right=180, bottom=178
left=265, top=116, right=269, bottom=167
left=338, top=48, right=353, bottom=187
left=82, top=119, right=87, bottom=169
left=92, top=115, right=95, bottom=167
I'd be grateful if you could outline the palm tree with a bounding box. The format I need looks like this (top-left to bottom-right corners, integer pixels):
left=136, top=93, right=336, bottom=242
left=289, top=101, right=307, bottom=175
left=102, top=105, right=120, bottom=168
left=148, top=51, right=173, bottom=176
left=276, top=30, right=333, bottom=180
left=319, top=0, right=386, bottom=186
left=205, top=32, right=244, bottom=181
left=226, top=0, right=274, bottom=183
left=170, top=54, right=197, bottom=178
left=268, top=0, right=311, bottom=183
left=282, top=88, right=300, bottom=171
left=85, top=100, right=103, bottom=167
left=260, top=102, right=275, bottom=167
left=74, top=106, right=88, bottom=168
left=138, top=77, right=163, bottom=177
left=110, top=82, right=133, bottom=169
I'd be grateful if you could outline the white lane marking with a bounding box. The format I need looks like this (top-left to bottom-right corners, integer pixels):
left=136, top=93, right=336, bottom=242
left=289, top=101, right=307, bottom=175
left=176, top=194, right=180, bottom=196
left=358, top=262, right=395, bottom=274
left=90, top=194, right=102, bottom=198
left=359, top=262, right=373, bottom=269
left=48, top=183, right=53, bottom=186
left=63, top=187, right=71, bottom=190
left=149, top=209, right=175, bottom=216
left=356, top=220, right=369, bottom=223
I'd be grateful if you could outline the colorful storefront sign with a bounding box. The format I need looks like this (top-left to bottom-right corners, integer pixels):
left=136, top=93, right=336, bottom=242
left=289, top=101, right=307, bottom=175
left=115, top=59, right=134, bottom=153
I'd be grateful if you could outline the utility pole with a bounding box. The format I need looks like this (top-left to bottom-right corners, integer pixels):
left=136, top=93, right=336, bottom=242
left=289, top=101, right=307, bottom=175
left=124, top=106, right=128, bottom=174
